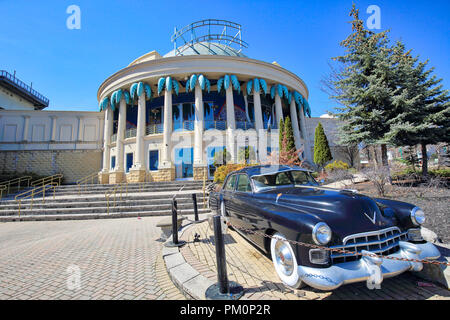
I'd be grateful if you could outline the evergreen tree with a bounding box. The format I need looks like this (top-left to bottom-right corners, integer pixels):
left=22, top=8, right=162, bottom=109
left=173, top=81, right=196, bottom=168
left=314, top=122, right=333, bottom=170
left=329, top=4, right=399, bottom=167
left=383, top=41, right=450, bottom=175
left=284, top=116, right=296, bottom=161
left=279, top=118, right=285, bottom=153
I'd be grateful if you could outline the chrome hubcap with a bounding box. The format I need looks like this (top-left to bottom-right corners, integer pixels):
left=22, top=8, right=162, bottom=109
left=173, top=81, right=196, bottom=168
left=275, top=240, right=294, bottom=276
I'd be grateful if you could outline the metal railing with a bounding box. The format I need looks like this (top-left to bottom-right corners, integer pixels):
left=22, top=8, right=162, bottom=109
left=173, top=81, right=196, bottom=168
left=0, top=185, right=7, bottom=201
left=111, top=133, right=117, bottom=142
left=204, top=120, right=226, bottom=130
left=0, top=70, right=50, bottom=106
left=236, top=121, right=255, bottom=130
left=15, top=182, right=58, bottom=217
left=173, top=120, right=194, bottom=132
left=146, top=123, right=164, bottom=135
left=76, top=172, right=99, bottom=195
left=31, top=174, right=63, bottom=188
left=0, top=176, right=32, bottom=195
left=105, top=182, right=129, bottom=214
left=125, top=128, right=137, bottom=139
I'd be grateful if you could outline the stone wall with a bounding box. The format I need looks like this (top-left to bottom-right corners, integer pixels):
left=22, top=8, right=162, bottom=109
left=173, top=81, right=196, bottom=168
left=0, top=150, right=102, bottom=184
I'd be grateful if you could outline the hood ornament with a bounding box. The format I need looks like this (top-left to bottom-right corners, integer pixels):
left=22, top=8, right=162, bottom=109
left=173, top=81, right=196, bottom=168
left=363, top=211, right=377, bottom=224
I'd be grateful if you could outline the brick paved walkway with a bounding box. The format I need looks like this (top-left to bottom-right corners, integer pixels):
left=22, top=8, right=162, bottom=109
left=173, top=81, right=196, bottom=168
left=180, top=221, right=450, bottom=300
left=0, top=217, right=184, bottom=300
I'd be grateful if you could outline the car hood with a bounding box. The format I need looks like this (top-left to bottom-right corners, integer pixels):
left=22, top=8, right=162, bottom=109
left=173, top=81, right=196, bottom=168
left=264, top=186, right=398, bottom=233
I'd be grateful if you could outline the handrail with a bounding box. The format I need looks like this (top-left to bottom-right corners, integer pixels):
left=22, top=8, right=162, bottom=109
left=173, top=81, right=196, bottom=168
left=105, top=182, right=129, bottom=214
left=15, top=182, right=58, bottom=217
left=0, top=175, right=32, bottom=194
left=31, top=174, right=63, bottom=188
left=0, top=185, right=7, bottom=201
left=76, top=172, right=99, bottom=195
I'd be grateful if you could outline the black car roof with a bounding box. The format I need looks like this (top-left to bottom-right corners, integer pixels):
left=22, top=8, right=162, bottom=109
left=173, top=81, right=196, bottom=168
left=235, top=165, right=312, bottom=177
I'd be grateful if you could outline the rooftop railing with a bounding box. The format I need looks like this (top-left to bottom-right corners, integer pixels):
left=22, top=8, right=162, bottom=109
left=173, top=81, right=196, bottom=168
left=205, top=120, right=227, bottom=130
left=0, top=70, right=49, bottom=106
left=236, top=121, right=255, bottom=130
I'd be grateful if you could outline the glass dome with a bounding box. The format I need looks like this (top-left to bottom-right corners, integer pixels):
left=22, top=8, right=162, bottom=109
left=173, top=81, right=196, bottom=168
left=164, top=41, right=247, bottom=58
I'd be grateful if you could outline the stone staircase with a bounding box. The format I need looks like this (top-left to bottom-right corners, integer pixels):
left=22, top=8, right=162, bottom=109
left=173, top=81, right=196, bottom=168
left=0, top=180, right=211, bottom=221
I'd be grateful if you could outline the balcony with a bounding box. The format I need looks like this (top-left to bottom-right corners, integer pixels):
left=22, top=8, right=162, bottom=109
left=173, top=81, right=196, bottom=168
left=205, top=120, right=226, bottom=130
left=146, top=123, right=164, bottom=135
left=236, top=121, right=255, bottom=130
left=173, top=120, right=194, bottom=132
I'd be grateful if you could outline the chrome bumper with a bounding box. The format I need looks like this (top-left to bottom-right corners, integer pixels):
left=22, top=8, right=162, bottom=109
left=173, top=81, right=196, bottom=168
left=298, top=241, right=441, bottom=291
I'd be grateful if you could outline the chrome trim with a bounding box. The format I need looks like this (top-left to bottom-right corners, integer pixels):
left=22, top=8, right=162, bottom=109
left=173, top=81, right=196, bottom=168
left=298, top=241, right=441, bottom=290
left=312, top=222, right=331, bottom=245
left=411, top=207, right=425, bottom=226
left=341, top=226, right=402, bottom=244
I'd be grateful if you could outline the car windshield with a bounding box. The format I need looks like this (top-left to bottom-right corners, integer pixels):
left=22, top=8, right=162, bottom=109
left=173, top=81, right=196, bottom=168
left=251, top=170, right=318, bottom=192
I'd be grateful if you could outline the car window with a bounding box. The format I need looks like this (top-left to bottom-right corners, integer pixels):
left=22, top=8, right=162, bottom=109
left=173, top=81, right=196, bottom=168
left=224, top=175, right=237, bottom=191
left=252, top=172, right=293, bottom=191
left=236, top=174, right=252, bottom=193
left=290, top=170, right=318, bottom=185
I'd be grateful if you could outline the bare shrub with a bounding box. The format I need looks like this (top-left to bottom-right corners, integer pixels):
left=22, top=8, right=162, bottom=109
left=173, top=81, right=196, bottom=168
left=361, top=166, right=391, bottom=197
left=327, top=169, right=354, bottom=185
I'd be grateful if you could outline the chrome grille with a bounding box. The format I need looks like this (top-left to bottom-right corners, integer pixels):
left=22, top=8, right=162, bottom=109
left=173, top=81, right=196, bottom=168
left=330, top=227, right=408, bottom=264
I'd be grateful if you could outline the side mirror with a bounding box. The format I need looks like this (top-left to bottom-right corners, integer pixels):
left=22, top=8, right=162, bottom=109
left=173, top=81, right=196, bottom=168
left=320, top=179, right=325, bottom=184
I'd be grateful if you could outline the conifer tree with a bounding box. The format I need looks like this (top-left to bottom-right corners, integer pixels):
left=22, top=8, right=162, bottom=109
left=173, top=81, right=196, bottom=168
left=284, top=116, right=296, bottom=161
left=314, top=122, right=332, bottom=170
left=278, top=118, right=285, bottom=153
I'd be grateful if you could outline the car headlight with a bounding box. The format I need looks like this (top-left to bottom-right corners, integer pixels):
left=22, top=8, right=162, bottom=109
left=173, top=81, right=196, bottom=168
left=312, top=222, right=332, bottom=245
left=411, top=207, right=426, bottom=226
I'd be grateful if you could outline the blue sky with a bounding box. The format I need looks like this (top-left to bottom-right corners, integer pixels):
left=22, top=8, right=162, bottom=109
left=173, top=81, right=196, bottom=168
left=0, top=0, right=449, bottom=116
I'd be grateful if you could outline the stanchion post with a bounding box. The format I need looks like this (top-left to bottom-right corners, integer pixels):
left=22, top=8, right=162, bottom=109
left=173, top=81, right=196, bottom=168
left=164, top=197, right=186, bottom=247
left=205, top=215, right=244, bottom=300
left=192, top=193, right=199, bottom=222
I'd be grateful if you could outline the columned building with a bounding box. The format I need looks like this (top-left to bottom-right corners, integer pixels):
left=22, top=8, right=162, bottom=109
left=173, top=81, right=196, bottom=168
left=97, top=20, right=312, bottom=183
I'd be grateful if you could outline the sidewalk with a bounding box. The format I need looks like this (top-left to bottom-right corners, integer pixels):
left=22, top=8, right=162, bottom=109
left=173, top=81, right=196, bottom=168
left=163, top=220, right=450, bottom=300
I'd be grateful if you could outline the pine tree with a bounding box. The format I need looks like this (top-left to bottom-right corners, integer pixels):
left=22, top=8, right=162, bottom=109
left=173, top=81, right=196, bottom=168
left=283, top=116, right=296, bottom=161
left=329, top=4, right=398, bottom=167
left=314, top=122, right=333, bottom=170
left=383, top=41, right=450, bottom=176
left=278, top=118, right=285, bottom=153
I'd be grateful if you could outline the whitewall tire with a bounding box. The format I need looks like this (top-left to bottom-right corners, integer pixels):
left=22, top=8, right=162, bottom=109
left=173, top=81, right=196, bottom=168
left=270, top=232, right=304, bottom=289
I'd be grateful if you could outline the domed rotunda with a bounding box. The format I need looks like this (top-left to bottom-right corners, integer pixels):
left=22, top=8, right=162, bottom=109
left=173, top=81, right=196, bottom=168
left=97, top=19, right=312, bottom=183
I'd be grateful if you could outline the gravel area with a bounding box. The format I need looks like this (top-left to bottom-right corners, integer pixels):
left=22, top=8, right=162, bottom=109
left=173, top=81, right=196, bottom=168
left=352, top=182, right=449, bottom=243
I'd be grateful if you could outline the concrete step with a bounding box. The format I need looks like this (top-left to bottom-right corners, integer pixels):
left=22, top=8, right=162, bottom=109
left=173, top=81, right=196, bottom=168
left=0, top=195, right=207, bottom=211
left=0, top=202, right=209, bottom=216
left=51, top=185, right=204, bottom=196
left=0, top=208, right=212, bottom=222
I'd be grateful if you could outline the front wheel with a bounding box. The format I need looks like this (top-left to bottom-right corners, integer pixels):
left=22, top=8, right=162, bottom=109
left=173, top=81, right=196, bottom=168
left=270, top=232, right=304, bottom=289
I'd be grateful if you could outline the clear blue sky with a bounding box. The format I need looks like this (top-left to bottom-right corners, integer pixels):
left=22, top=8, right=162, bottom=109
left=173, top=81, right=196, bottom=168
left=1, top=0, right=448, bottom=116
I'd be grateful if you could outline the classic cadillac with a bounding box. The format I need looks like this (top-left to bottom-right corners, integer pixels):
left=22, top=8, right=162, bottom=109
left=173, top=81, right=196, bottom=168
left=208, top=165, right=441, bottom=290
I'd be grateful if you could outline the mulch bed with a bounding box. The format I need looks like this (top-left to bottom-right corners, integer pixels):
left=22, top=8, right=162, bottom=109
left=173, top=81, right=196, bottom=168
left=350, top=181, right=449, bottom=243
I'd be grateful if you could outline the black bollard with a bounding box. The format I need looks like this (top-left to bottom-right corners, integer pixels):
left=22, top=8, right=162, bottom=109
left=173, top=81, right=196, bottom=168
left=164, top=198, right=185, bottom=247
left=192, top=193, right=199, bottom=222
left=205, top=215, right=244, bottom=300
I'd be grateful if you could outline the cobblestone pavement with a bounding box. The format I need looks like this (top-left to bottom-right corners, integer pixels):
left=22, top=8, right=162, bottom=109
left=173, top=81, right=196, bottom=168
left=180, top=221, right=450, bottom=300
left=0, top=217, right=184, bottom=300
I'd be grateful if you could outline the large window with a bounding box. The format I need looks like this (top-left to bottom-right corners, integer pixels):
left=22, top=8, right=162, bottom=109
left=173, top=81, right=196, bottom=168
left=149, top=150, right=159, bottom=171
left=236, top=174, right=252, bottom=193
left=110, top=156, right=116, bottom=170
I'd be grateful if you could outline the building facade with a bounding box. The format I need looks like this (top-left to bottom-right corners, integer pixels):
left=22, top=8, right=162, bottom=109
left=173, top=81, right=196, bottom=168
left=97, top=20, right=313, bottom=184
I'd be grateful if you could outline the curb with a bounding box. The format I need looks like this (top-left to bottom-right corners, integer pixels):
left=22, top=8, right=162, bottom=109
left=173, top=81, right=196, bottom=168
left=162, top=223, right=215, bottom=300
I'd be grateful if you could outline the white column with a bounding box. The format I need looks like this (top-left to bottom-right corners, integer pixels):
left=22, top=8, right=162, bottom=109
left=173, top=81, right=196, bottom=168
left=194, top=84, right=204, bottom=165
left=161, top=88, right=172, bottom=166
left=299, top=104, right=312, bottom=162
left=116, top=99, right=126, bottom=171
left=290, top=99, right=301, bottom=150
left=102, top=108, right=113, bottom=172
left=253, top=90, right=266, bottom=163
left=133, top=91, right=146, bottom=169
left=275, top=93, right=283, bottom=128
left=22, top=115, right=30, bottom=141
left=76, top=116, right=84, bottom=141
left=226, top=86, right=236, bottom=163
left=49, top=115, right=57, bottom=141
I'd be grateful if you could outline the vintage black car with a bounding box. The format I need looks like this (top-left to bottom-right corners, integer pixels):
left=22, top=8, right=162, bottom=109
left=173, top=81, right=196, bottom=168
left=209, top=165, right=440, bottom=290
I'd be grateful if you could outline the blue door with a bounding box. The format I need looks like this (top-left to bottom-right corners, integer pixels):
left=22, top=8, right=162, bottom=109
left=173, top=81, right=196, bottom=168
left=126, top=153, right=133, bottom=173
left=149, top=150, right=159, bottom=171
left=207, top=146, right=225, bottom=179
left=174, top=147, right=193, bottom=179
